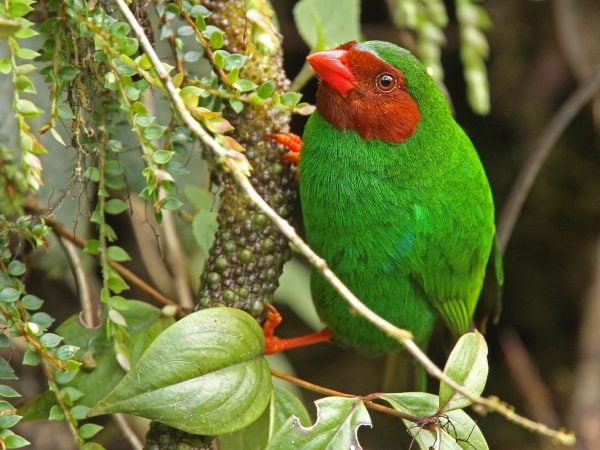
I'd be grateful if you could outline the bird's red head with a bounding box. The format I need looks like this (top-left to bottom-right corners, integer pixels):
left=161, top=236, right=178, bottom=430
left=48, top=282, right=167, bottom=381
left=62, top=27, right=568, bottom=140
left=307, top=41, right=421, bottom=144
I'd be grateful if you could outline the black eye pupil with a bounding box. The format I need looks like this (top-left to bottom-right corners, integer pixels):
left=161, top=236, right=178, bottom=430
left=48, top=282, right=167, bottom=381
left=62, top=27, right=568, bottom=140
left=381, top=76, right=392, bottom=86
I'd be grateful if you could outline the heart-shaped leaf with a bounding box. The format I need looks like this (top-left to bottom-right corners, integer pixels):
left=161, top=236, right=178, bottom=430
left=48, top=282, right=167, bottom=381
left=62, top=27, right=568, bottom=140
left=382, top=392, right=489, bottom=450
left=439, top=331, right=488, bottom=411
left=266, top=396, right=371, bottom=450
left=89, top=307, right=272, bottom=436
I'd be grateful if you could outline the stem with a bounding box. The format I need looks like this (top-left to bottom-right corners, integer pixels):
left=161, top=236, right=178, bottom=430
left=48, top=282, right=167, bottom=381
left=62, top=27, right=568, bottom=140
left=270, top=369, right=421, bottom=422
left=497, top=66, right=600, bottom=253
left=114, top=0, right=576, bottom=445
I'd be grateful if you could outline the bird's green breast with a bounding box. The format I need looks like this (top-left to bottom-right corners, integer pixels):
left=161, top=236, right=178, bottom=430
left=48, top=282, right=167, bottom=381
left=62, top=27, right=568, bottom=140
left=299, top=112, right=494, bottom=354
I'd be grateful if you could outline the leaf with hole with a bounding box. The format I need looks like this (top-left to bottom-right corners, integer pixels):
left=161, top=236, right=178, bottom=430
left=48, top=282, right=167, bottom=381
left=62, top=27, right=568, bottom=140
left=266, top=396, right=371, bottom=450
left=218, top=384, right=311, bottom=450
left=89, top=308, right=272, bottom=435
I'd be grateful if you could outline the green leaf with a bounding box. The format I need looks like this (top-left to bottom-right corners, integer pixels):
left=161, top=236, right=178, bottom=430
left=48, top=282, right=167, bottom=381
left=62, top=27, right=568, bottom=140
left=15, top=47, right=39, bottom=60
left=48, top=405, right=64, bottom=420
left=55, top=345, right=79, bottom=361
left=159, top=197, right=183, bottom=211
left=257, top=80, right=275, bottom=99
left=7, top=261, right=25, bottom=277
left=233, top=79, right=258, bottom=92
left=439, top=331, right=488, bottom=412
left=224, top=54, right=247, bottom=71
left=192, top=210, right=219, bottom=254
left=0, top=386, right=20, bottom=398
left=22, top=350, right=39, bottom=366
left=204, top=25, right=224, bottom=49
left=40, top=333, right=63, bottom=348
left=228, top=98, right=244, bottom=113
left=71, top=405, right=90, bottom=420
left=0, top=414, right=21, bottom=428
left=106, top=246, right=130, bottom=262
left=8, top=2, right=32, bottom=17
left=381, top=392, right=489, bottom=450
left=89, top=308, right=272, bottom=435
left=15, top=98, right=42, bottom=118
left=4, top=433, right=30, bottom=449
left=151, top=150, right=174, bottom=165
left=58, top=65, right=79, bottom=81
left=104, top=199, right=128, bottom=215
left=0, top=58, right=11, bottom=74
left=21, top=294, right=42, bottom=311
left=79, top=423, right=103, bottom=439
left=280, top=92, right=302, bottom=107
left=0, top=288, right=19, bottom=303
left=0, top=335, right=10, bottom=348
left=267, top=397, right=371, bottom=450
left=0, top=358, right=17, bottom=380
left=293, top=0, right=360, bottom=50
left=143, top=125, right=166, bottom=140
left=31, top=312, right=54, bottom=329
left=219, top=384, right=311, bottom=450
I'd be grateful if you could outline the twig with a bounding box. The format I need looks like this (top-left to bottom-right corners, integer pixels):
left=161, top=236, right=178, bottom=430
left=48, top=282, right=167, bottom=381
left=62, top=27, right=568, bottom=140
left=43, top=215, right=183, bottom=313
left=114, top=0, right=576, bottom=445
left=499, top=328, right=560, bottom=428
left=112, top=413, right=143, bottom=450
left=158, top=189, right=194, bottom=309
left=497, top=66, right=600, bottom=253
left=57, top=236, right=99, bottom=328
left=270, top=369, right=421, bottom=422
left=569, top=239, right=600, bottom=450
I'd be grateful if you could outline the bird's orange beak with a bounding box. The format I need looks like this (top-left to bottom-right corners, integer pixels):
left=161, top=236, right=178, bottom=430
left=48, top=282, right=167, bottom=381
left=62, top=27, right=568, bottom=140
left=307, top=49, right=356, bottom=96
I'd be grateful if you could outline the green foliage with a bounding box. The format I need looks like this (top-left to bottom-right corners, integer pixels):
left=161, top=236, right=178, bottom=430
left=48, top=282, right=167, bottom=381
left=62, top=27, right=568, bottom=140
left=0, top=0, right=502, bottom=448
left=90, top=308, right=272, bottom=435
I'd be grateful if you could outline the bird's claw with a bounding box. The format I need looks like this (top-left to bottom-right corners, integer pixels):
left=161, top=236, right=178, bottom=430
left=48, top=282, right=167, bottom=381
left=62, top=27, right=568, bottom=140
left=265, top=132, right=303, bottom=165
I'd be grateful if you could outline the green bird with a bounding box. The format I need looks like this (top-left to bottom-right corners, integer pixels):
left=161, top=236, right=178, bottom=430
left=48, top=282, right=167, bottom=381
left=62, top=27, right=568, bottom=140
left=266, top=40, right=496, bottom=355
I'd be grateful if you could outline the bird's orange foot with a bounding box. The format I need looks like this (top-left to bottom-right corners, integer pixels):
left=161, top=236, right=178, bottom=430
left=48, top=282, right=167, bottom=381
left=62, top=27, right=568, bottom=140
left=262, top=304, right=333, bottom=355
left=265, top=132, right=303, bottom=165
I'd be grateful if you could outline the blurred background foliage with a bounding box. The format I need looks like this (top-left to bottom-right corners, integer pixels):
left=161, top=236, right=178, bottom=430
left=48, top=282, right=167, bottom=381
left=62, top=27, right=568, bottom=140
left=0, top=0, right=598, bottom=449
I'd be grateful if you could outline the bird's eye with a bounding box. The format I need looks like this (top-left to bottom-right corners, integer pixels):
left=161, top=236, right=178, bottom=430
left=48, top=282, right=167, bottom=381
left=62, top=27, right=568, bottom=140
left=375, top=73, right=397, bottom=93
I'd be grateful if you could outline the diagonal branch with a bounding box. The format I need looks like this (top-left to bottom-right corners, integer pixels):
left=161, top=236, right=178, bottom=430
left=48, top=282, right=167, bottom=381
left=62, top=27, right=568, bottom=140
left=497, top=65, right=600, bottom=253
left=114, top=0, right=576, bottom=445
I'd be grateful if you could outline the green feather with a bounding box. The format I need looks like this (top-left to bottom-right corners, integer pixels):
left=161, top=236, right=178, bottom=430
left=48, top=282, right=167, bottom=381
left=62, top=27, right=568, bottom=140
left=299, top=41, right=495, bottom=354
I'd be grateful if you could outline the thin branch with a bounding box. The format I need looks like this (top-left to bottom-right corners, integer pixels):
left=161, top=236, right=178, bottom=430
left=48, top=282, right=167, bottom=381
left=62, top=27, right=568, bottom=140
left=57, top=235, right=99, bottom=328
left=270, top=369, right=421, bottom=422
left=43, top=214, right=183, bottom=314
left=114, top=0, right=576, bottom=445
left=497, top=65, right=600, bottom=253
left=158, top=189, right=194, bottom=309
left=112, top=413, right=143, bottom=450
left=499, top=328, right=561, bottom=428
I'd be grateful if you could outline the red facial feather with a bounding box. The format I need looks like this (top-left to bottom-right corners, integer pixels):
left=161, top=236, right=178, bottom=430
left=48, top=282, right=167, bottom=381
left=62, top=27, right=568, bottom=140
left=311, top=42, right=421, bottom=144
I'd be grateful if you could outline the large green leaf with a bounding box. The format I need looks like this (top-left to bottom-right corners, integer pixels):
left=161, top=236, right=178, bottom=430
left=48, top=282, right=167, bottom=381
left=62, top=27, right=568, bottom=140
left=89, top=307, right=272, bottom=436
left=293, top=0, right=360, bottom=50
left=382, top=392, right=488, bottom=450
left=266, top=396, right=371, bottom=450
left=218, top=384, right=311, bottom=450
left=19, top=301, right=174, bottom=421
left=439, top=331, right=488, bottom=412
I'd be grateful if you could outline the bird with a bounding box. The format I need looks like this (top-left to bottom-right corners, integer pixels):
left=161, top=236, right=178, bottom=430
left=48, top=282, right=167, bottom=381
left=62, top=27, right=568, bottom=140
left=265, top=40, right=497, bottom=356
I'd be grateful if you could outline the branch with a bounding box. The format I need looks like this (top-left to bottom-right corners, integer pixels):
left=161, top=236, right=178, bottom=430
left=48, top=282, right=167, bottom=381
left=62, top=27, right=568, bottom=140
left=56, top=235, right=99, bottom=328
left=497, top=65, right=600, bottom=253
left=270, top=368, right=421, bottom=423
left=42, top=214, right=183, bottom=314
left=114, top=0, right=575, bottom=445
left=112, top=413, right=143, bottom=450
